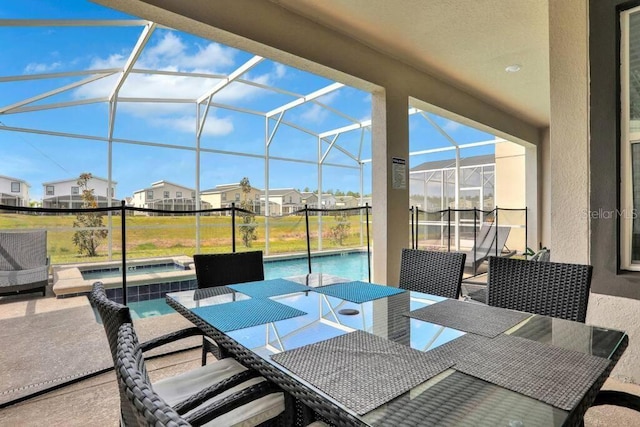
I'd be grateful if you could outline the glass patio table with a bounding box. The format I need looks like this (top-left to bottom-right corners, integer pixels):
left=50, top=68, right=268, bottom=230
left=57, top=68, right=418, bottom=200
left=166, top=273, right=628, bottom=427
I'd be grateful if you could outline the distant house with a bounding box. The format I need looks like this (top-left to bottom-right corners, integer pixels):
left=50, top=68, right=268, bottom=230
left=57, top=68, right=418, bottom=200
left=300, top=192, right=318, bottom=207
left=201, top=183, right=262, bottom=213
left=0, top=175, right=30, bottom=208
left=334, top=195, right=359, bottom=208
left=301, top=192, right=337, bottom=214
left=42, top=176, right=117, bottom=209
left=319, top=193, right=336, bottom=208
left=261, top=188, right=303, bottom=215
left=132, top=180, right=210, bottom=215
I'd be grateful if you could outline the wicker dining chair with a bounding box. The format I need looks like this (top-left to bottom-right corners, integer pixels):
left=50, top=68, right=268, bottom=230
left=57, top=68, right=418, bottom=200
left=399, top=248, right=467, bottom=299
left=90, top=282, right=289, bottom=426
left=486, top=257, right=640, bottom=418
left=115, top=323, right=291, bottom=427
left=194, top=251, right=265, bottom=289
left=486, top=256, right=592, bottom=323
left=89, top=282, right=204, bottom=366
left=193, top=251, right=265, bottom=364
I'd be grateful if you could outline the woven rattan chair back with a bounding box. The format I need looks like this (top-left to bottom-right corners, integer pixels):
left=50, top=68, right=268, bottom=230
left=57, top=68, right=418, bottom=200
left=194, top=251, right=264, bottom=288
left=399, top=249, right=466, bottom=299
left=89, top=281, right=133, bottom=363
left=89, top=282, right=144, bottom=426
left=487, top=256, right=592, bottom=323
left=116, top=323, right=189, bottom=427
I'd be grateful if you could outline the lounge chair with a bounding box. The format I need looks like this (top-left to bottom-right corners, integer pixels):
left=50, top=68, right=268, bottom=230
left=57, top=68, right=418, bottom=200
left=463, top=223, right=514, bottom=276
left=0, top=229, right=49, bottom=296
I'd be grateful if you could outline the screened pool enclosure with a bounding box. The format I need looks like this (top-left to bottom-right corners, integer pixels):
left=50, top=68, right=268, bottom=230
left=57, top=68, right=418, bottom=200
left=0, top=4, right=521, bottom=263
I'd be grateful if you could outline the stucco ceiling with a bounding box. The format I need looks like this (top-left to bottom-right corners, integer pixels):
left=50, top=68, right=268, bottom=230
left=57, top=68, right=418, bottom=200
left=270, top=0, right=550, bottom=128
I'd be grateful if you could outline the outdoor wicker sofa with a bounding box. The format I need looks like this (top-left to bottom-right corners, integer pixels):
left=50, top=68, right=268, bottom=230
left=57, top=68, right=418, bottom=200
left=0, top=229, right=49, bottom=296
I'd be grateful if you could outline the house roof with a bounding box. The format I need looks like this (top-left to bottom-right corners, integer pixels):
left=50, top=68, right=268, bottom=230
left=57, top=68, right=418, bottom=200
left=149, top=180, right=193, bottom=190
left=0, top=175, right=30, bottom=187
left=411, top=154, right=495, bottom=172
left=262, top=188, right=300, bottom=196
left=42, top=176, right=116, bottom=186
left=134, top=180, right=194, bottom=194
left=202, top=184, right=263, bottom=194
left=209, top=183, right=241, bottom=191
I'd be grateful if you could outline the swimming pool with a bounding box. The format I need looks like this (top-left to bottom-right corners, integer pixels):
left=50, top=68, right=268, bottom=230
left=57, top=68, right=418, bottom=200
left=81, top=261, right=188, bottom=280
left=127, top=251, right=370, bottom=319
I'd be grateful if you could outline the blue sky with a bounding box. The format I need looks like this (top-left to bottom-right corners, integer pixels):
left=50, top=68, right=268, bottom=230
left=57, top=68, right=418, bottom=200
left=0, top=0, right=494, bottom=202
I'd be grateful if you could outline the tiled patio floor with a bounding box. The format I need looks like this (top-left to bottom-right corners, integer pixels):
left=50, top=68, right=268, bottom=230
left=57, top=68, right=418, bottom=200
left=1, top=288, right=639, bottom=426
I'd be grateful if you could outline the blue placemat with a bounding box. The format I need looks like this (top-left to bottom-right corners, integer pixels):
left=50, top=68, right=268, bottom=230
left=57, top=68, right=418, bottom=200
left=313, top=281, right=404, bottom=303
left=228, top=278, right=312, bottom=298
left=191, top=299, right=307, bottom=332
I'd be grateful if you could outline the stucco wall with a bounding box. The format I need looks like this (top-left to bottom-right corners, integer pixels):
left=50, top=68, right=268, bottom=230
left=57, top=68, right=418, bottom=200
left=587, top=294, right=640, bottom=382
left=588, top=0, right=640, bottom=383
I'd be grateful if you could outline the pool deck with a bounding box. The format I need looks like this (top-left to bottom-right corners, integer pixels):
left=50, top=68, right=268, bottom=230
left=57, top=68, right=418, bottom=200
left=0, top=284, right=200, bottom=408
left=1, top=279, right=640, bottom=425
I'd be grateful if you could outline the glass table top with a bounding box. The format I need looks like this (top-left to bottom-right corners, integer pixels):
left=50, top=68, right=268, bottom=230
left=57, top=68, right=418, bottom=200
left=166, top=273, right=627, bottom=427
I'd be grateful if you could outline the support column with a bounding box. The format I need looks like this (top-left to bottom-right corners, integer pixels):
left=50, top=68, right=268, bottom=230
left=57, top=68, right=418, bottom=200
left=372, top=89, right=409, bottom=285
left=549, top=0, right=590, bottom=264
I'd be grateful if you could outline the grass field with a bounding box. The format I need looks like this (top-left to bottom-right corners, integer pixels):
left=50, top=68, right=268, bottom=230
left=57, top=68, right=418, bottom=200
left=0, top=212, right=370, bottom=265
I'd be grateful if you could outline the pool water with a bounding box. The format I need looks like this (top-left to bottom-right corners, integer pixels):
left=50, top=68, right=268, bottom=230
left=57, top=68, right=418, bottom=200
left=128, top=251, right=370, bottom=319
left=264, top=252, right=370, bottom=281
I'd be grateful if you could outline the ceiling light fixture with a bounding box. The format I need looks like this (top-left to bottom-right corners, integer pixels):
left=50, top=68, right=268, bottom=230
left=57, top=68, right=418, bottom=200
left=505, top=64, right=521, bottom=73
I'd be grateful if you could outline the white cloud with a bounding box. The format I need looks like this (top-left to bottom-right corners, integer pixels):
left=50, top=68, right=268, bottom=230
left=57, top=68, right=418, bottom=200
left=144, top=31, right=185, bottom=63
left=24, top=61, right=61, bottom=74
left=273, top=63, right=287, bottom=79
left=200, top=114, right=235, bottom=136
left=297, top=90, right=340, bottom=125
left=188, top=42, right=236, bottom=70
left=69, top=32, right=290, bottom=131
left=151, top=113, right=234, bottom=137
left=139, top=31, right=237, bottom=72
left=299, top=103, right=328, bottom=124
left=442, top=119, right=462, bottom=132
left=74, top=31, right=286, bottom=103
left=90, top=53, right=127, bottom=70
